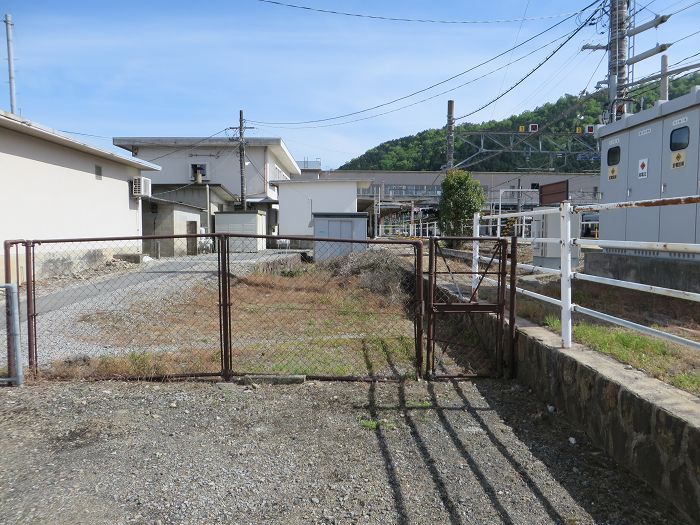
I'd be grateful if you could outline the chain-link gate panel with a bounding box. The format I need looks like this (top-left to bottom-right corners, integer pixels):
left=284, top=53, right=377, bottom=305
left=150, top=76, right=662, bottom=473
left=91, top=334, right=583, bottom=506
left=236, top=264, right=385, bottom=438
left=223, top=235, right=423, bottom=380
left=24, top=235, right=223, bottom=380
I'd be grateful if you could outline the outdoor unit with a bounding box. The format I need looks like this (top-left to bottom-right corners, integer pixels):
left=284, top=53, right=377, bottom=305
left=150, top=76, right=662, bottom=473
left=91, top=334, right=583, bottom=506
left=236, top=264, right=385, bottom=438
left=131, top=177, right=152, bottom=198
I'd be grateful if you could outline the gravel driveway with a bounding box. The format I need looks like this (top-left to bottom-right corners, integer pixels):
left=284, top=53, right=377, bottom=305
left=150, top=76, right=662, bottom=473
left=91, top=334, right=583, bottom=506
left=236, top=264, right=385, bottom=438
left=0, top=378, right=686, bottom=525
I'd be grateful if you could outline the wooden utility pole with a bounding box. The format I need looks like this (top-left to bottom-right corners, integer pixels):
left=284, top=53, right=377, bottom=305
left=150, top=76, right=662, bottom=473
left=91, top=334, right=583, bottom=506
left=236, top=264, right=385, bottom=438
left=446, top=100, right=455, bottom=169
left=239, top=109, right=247, bottom=211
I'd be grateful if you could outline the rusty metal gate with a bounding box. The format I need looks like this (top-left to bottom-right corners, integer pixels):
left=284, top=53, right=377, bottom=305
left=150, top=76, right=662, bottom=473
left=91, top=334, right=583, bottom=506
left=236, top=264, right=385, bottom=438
left=425, top=237, right=517, bottom=379
left=3, top=234, right=424, bottom=382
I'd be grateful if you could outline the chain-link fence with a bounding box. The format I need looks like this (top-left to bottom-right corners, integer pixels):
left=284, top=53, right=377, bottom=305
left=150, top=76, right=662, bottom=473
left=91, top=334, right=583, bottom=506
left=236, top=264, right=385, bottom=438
left=6, top=234, right=424, bottom=381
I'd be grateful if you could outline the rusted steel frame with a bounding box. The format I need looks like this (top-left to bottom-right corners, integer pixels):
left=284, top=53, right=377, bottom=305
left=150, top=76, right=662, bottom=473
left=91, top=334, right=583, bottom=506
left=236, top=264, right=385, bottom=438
left=431, top=303, right=501, bottom=313
left=507, top=237, right=518, bottom=380
left=24, top=242, right=37, bottom=373
left=574, top=194, right=700, bottom=213
left=426, top=238, right=436, bottom=378
left=414, top=241, right=424, bottom=379
left=25, top=233, right=221, bottom=244
left=495, top=240, right=508, bottom=378
left=4, top=240, right=22, bottom=380
left=216, top=235, right=226, bottom=380
left=218, top=237, right=232, bottom=380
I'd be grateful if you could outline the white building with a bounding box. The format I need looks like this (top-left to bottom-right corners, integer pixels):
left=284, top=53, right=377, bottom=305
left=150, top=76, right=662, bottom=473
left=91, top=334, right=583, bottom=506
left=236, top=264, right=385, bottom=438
left=275, top=179, right=370, bottom=238
left=113, top=137, right=300, bottom=235
left=0, top=110, right=160, bottom=281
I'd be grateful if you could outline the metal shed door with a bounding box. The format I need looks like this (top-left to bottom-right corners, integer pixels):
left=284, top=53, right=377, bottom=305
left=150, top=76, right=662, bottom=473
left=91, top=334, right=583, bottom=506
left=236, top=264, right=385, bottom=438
left=600, top=132, right=629, bottom=241
left=626, top=121, right=663, bottom=242
left=660, top=108, right=700, bottom=243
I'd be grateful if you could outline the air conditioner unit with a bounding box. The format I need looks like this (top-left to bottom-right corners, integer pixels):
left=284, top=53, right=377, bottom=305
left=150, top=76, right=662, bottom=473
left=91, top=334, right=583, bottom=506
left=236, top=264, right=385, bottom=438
left=528, top=123, right=539, bottom=133
left=131, top=177, right=152, bottom=198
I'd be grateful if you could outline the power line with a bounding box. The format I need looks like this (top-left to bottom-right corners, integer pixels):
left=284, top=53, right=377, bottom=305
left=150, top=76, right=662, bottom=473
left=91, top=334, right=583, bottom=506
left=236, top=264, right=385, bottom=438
left=249, top=0, right=603, bottom=126
left=255, top=0, right=582, bottom=25
left=454, top=1, right=606, bottom=121
left=252, top=29, right=584, bottom=130
left=146, top=128, right=235, bottom=162
left=671, top=28, right=700, bottom=44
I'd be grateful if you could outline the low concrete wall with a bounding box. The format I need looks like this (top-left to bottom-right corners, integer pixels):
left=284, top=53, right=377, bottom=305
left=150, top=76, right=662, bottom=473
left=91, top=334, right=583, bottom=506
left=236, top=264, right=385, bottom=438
left=584, top=251, right=700, bottom=293
left=471, top=311, right=700, bottom=523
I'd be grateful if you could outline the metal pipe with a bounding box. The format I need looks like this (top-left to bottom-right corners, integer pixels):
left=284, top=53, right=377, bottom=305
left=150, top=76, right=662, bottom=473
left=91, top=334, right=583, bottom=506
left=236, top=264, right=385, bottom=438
left=574, top=194, right=700, bottom=213
left=483, top=277, right=562, bottom=306
left=414, top=241, right=424, bottom=379
left=25, top=242, right=35, bottom=373
left=471, top=213, right=480, bottom=295
left=0, top=284, right=22, bottom=386
left=560, top=202, right=573, bottom=348
left=574, top=238, right=700, bottom=254
left=573, top=305, right=700, bottom=351
left=482, top=208, right=558, bottom=220
left=507, top=237, right=518, bottom=379
left=573, top=272, right=700, bottom=303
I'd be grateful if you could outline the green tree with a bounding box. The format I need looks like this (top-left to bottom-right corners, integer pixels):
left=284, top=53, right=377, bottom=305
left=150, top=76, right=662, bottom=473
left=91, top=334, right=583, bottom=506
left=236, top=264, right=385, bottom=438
left=438, top=170, right=485, bottom=237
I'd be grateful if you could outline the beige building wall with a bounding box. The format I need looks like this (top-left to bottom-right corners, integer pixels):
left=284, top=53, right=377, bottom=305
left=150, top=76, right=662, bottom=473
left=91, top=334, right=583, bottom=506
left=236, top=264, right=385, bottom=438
left=0, top=127, right=145, bottom=282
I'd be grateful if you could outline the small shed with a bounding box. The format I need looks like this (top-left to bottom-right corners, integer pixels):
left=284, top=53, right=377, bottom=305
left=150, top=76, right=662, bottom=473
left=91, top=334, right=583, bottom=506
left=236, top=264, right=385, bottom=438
left=142, top=197, right=203, bottom=258
left=215, top=211, right=267, bottom=252
left=313, top=212, right=368, bottom=261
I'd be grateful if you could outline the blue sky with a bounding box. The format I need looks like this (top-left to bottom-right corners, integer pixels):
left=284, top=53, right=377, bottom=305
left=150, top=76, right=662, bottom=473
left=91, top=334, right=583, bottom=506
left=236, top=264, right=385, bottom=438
left=2, top=0, right=699, bottom=168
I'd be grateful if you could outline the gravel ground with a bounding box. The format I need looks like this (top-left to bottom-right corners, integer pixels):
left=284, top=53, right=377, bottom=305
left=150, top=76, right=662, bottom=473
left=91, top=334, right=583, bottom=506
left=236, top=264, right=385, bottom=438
left=0, top=379, right=687, bottom=525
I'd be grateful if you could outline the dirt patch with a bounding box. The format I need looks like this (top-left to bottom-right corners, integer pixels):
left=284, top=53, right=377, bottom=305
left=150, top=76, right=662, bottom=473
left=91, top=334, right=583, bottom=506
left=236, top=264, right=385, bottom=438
left=0, top=380, right=688, bottom=525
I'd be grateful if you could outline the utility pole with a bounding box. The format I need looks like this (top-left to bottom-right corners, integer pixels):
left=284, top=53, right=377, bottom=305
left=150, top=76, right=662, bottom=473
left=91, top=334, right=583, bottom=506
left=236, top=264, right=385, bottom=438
left=446, top=100, right=455, bottom=169
left=4, top=14, right=17, bottom=114
left=660, top=54, right=669, bottom=101
left=609, top=0, right=629, bottom=119
left=239, top=109, right=247, bottom=211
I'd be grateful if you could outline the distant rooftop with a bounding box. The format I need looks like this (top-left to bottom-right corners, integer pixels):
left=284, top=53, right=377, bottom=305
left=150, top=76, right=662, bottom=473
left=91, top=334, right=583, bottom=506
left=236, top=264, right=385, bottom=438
left=113, top=136, right=300, bottom=175
left=296, top=159, right=322, bottom=170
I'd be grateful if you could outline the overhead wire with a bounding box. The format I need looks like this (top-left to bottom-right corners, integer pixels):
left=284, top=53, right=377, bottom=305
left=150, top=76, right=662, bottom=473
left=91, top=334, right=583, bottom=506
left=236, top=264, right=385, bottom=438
left=253, top=29, right=586, bottom=131
left=248, top=0, right=603, bottom=126
left=255, top=0, right=582, bottom=25
left=145, top=128, right=235, bottom=162
left=454, top=1, right=607, bottom=121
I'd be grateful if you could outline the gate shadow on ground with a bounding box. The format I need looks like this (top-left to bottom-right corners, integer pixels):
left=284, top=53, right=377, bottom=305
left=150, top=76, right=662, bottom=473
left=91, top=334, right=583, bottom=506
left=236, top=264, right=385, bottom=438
left=470, top=380, right=689, bottom=525
left=362, top=342, right=560, bottom=525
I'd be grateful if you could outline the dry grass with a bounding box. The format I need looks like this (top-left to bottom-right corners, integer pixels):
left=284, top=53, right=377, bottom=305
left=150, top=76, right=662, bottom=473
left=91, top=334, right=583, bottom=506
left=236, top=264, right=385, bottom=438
left=48, top=258, right=416, bottom=379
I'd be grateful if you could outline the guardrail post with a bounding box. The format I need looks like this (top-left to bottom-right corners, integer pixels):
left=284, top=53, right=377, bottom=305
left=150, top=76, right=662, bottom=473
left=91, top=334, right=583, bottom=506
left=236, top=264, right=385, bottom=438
left=471, top=212, right=480, bottom=297
left=6, top=284, right=23, bottom=386
left=560, top=201, right=573, bottom=348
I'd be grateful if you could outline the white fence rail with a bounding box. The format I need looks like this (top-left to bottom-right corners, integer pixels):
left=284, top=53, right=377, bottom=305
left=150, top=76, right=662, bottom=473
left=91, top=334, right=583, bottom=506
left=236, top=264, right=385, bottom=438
left=470, top=195, right=700, bottom=352
left=380, top=221, right=440, bottom=238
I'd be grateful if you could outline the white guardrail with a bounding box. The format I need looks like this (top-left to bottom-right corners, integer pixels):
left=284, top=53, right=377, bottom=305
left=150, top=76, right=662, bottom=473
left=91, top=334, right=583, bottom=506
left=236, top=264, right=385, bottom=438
left=470, top=195, right=700, bottom=352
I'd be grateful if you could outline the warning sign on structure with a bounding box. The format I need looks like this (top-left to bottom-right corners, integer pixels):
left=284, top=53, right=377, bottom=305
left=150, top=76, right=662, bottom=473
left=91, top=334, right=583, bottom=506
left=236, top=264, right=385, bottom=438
left=638, top=158, right=648, bottom=179
left=672, top=150, right=686, bottom=169
left=608, top=166, right=618, bottom=180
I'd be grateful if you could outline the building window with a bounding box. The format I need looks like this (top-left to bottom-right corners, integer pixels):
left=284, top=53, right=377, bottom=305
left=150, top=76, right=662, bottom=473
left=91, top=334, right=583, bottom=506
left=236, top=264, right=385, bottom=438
left=190, top=163, right=208, bottom=181
left=530, top=183, right=540, bottom=190
left=670, top=126, right=689, bottom=151
left=607, top=146, right=621, bottom=166
left=95, top=164, right=102, bottom=180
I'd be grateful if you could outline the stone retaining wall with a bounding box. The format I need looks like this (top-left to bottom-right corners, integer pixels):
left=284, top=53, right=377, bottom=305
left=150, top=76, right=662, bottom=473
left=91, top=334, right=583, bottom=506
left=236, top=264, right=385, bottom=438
left=471, top=311, right=700, bottom=523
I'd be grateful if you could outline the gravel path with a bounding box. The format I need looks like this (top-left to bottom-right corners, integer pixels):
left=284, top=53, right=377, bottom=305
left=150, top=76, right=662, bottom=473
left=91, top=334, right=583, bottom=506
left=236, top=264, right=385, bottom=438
left=0, top=379, right=687, bottom=525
